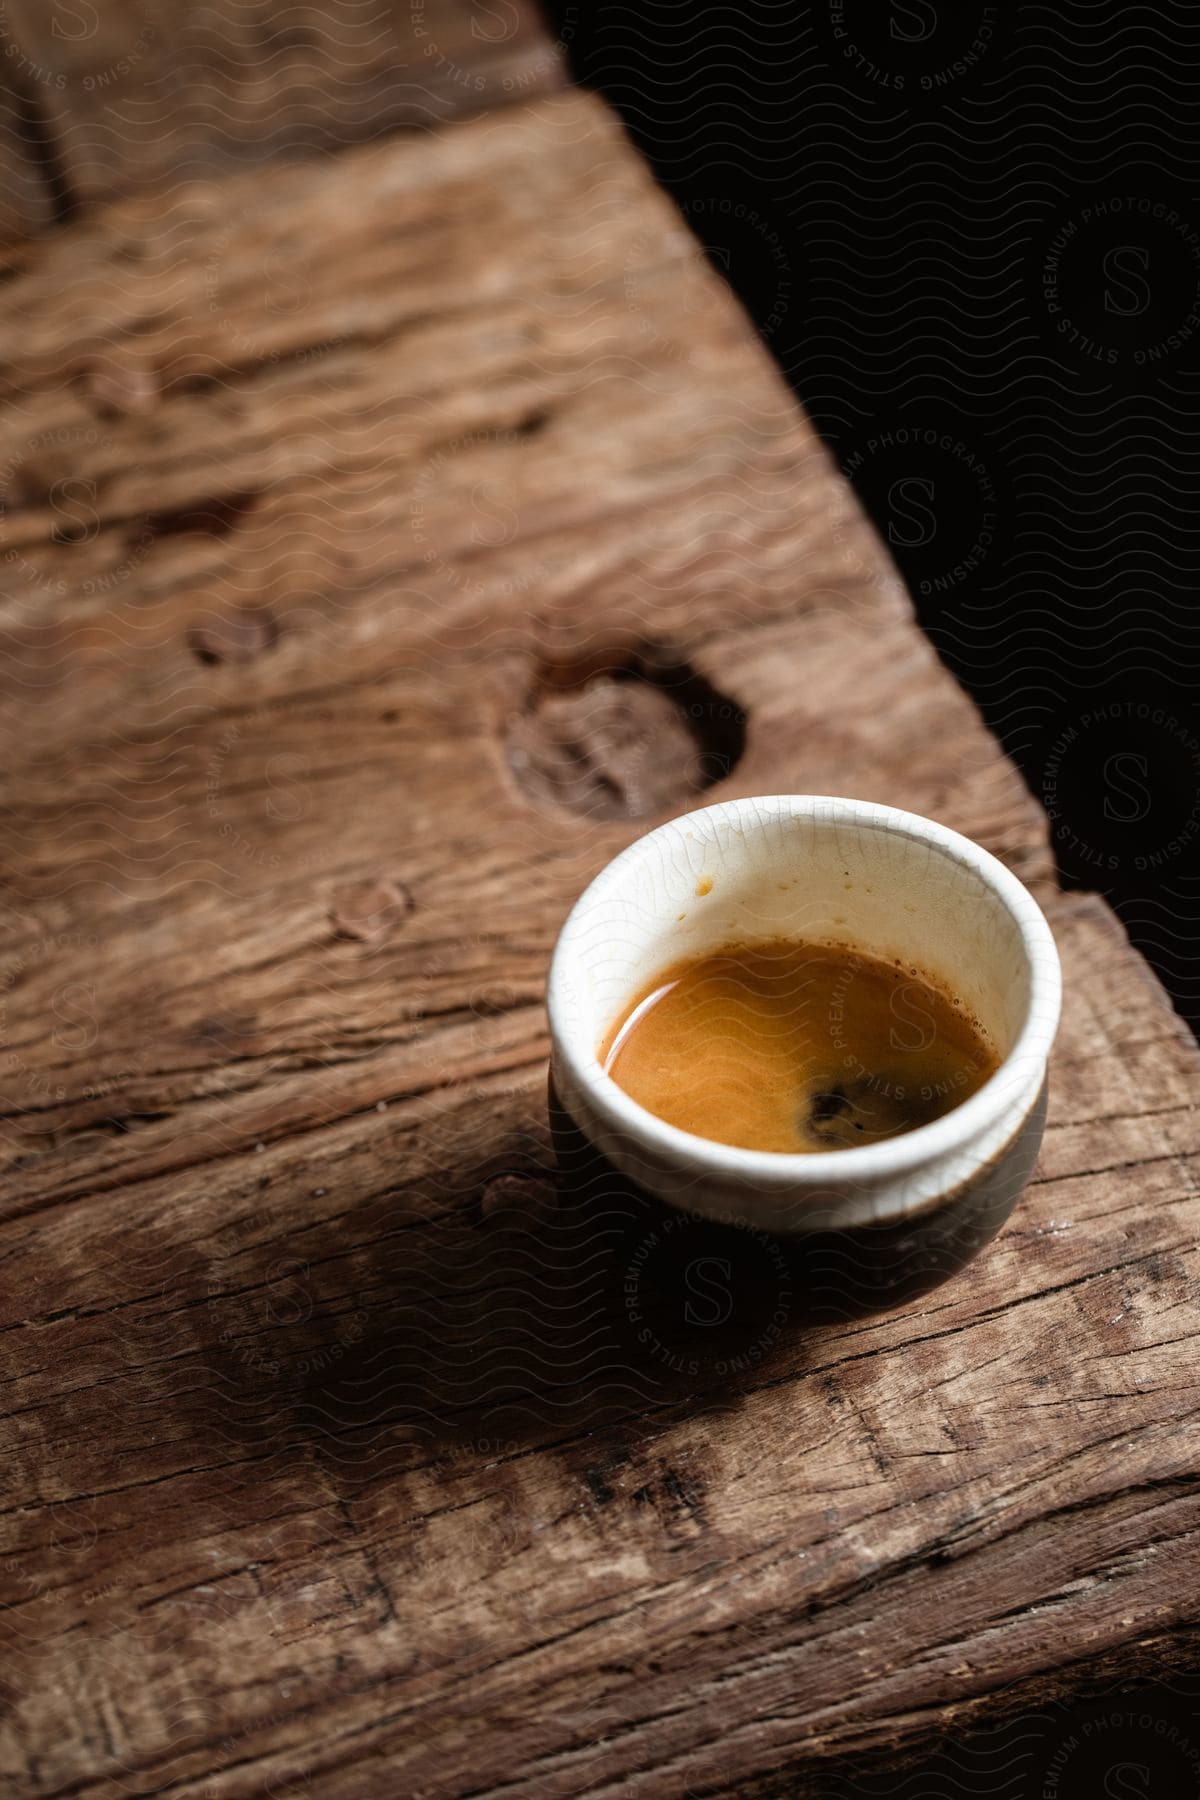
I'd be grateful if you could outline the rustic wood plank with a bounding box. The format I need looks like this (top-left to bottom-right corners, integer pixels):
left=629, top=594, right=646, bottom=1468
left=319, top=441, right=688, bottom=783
left=0, top=63, right=56, bottom=240
left=0, top=87, right=1197, bottom=1800
left=0, top=0, right=565, bottom=204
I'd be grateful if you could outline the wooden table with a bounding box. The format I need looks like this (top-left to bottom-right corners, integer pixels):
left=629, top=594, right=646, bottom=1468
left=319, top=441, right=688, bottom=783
left=1, top=6, right=1199, bottom=1795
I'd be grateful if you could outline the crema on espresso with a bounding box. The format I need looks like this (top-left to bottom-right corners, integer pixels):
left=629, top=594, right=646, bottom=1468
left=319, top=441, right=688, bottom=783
left=600, top=938, right=998, bottom=1154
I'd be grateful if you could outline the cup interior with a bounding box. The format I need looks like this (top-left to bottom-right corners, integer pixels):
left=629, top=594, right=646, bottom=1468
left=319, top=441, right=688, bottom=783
left=556, top=797, right=1037, bottom=1077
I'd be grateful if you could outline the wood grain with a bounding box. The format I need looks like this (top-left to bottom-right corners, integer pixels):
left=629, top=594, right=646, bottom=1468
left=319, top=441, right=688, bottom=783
left=0, top=0, right=565, bottom=204
left=0, top=61, right=56, bottom=240
left=0, top=79, right=1198, bottom=1800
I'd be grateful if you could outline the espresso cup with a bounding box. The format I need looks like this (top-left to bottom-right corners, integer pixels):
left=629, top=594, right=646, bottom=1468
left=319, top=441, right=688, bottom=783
left=547, top=795, right=1062, bottom=1312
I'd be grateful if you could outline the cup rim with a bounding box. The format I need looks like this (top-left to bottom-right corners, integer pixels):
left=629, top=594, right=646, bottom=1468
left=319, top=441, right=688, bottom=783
left=547, top=794, right=1062, bottom=1185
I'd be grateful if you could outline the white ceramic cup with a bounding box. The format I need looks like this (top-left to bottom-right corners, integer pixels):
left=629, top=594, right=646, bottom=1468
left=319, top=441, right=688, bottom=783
left=547, top=796, right=1061, bottom=1262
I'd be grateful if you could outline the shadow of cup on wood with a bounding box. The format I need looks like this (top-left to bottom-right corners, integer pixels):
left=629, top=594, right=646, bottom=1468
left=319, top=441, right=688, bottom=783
left=46, top=1073, right=1034, bottom=1516
left=275, top=1076, right=1037, bottom=1488
left=281, top=1116, right=790, bottom=1477
left=547, top=1076, right=1043, bottom=1332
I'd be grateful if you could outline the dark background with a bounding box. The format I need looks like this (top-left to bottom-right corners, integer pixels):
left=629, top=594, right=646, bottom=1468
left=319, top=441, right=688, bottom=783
left=545, top=0, right=1200, bottom=1039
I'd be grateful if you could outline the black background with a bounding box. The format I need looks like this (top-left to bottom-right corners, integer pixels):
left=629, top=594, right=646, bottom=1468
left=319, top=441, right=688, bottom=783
left=546, top=0, right=1200, bottom=1039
